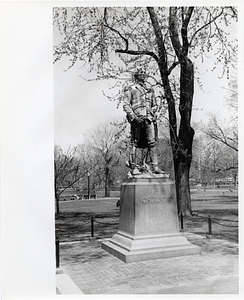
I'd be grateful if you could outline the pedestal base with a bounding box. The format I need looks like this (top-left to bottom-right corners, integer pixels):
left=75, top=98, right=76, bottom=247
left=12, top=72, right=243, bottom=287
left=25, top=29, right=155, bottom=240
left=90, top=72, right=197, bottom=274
left=101, top=232, right=200, bottom=263
left=101, top=176, right=201, bottom=263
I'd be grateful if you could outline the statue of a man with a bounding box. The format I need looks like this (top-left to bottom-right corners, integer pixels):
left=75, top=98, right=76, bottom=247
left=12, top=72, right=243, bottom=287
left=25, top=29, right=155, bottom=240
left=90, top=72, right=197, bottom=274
left=123, top=69, right=164, bottom=176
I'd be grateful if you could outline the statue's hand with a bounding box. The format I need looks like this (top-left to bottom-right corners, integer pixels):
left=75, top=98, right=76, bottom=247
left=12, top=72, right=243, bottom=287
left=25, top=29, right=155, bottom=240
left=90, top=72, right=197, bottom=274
left=134, top=116, right=144, bottom=123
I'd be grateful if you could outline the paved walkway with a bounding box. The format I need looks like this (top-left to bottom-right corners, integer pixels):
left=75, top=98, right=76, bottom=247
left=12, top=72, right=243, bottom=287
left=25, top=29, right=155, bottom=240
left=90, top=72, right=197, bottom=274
left=56, top=232, right=239, bottom=294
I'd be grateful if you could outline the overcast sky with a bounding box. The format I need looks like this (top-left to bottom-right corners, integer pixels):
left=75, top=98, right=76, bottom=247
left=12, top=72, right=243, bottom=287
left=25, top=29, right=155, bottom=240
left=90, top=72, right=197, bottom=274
left=54, top=11, right=236, bottom=150
left=54, top=60, right=233, bottom=150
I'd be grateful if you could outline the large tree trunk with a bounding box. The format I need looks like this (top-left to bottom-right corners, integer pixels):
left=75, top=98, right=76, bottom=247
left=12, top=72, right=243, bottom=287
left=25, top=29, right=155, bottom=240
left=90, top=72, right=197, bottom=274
left=174, top=159, right=191, bottom=214
left=173, top=124, right=194, bottom=215
left=174, top=58, right=195, bottom=215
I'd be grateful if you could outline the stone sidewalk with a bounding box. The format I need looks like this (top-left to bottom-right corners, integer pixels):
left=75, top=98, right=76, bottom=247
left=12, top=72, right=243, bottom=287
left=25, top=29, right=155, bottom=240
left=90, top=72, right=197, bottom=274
left=56, top=232, right=239, bottom=294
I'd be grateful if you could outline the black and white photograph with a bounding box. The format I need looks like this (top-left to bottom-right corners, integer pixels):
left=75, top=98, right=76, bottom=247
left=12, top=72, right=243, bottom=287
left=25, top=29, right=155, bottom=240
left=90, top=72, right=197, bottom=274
left=53, top=5, right=240, bottom=295
left=1, top=1, right=243, bottom=299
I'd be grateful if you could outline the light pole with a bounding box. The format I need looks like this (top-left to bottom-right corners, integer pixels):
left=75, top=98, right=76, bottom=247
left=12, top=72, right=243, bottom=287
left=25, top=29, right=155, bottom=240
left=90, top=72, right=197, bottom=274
left=87, top=172, right=90, bottom=199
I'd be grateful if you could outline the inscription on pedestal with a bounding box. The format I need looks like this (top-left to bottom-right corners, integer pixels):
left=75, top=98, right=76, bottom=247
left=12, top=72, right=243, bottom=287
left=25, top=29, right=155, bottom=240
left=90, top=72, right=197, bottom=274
left=139, top=197, right=167, bottom=203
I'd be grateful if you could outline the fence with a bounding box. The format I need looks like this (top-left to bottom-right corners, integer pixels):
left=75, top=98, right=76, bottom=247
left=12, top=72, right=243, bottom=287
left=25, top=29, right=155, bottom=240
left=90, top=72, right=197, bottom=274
left=55, top=216, right=118, bottom=268
left=55, top=213, right=238, bottom=268
left=179, top=212, right=238, bottom=236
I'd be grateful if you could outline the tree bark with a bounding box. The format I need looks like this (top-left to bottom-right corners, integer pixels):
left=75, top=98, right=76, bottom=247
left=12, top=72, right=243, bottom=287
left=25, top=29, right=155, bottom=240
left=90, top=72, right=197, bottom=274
left=174, top=157, right=191, bottom=214
left=173, top=124, right=194, bottom=215
left=175, top=57, right=195, bottom=215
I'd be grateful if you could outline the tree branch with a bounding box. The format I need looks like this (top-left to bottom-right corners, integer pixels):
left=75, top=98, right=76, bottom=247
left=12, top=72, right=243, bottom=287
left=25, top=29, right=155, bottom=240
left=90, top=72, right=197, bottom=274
left=205, top=129, right=238, bottom=152
left=189, top=8, right=224, bottom=46
left=103, top=8, right=129, bottom=50
left=168, top=61, right=180, bottom=75
left=103, top=7, right=159, bottom=62
left=115, top=48, right=159, bottom=62
left=169, top=7, right=183, bottom=61
left=228, top=6, right=237, bottom=18
left=181, top=7, right=194, bottom=55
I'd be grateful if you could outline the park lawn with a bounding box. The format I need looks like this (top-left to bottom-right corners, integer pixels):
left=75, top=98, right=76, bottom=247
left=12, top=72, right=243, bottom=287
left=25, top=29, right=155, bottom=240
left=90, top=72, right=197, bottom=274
left=55, top=188, right=238, bottom=244
left=55, top=198, right=120, bottom=242
left=186, top=188, right=238, bottom=243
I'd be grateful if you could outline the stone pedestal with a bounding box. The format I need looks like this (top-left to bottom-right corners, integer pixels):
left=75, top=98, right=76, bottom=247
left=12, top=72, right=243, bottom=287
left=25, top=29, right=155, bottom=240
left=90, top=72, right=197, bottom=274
left=101, top=176, right=201, bottom=263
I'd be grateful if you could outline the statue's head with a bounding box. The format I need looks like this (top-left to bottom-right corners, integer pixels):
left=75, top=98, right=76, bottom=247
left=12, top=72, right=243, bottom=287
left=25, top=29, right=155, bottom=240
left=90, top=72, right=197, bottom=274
left=133, top=68, right=147, bottom=83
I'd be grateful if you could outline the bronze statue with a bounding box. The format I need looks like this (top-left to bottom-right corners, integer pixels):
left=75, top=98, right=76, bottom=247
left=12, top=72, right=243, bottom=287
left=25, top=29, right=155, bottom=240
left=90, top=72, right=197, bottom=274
left=123, top=69, right=165, bottom=176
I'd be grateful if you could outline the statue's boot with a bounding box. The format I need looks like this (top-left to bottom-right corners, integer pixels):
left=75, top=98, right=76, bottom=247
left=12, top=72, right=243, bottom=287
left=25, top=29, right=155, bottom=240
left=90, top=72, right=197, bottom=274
left=152, top=166, right=165, bottom=174
left=131, top=167, right=141, bottom=176
left=129, top=152, right=141, bottom=175
left=149, top=146, right=165, bottom=174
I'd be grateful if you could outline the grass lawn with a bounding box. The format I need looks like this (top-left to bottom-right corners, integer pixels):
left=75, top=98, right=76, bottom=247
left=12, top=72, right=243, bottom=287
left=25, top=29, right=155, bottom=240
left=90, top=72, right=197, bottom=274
left=55, top=187, right=238, bottom=244
left=184, top=188, right=238, bottom=243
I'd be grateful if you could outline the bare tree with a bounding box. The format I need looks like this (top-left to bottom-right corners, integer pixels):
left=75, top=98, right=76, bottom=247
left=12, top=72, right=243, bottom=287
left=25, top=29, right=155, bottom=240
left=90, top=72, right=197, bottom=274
left=204, top=113, right=238, bottom=152
left=191, top=130, right=238, bottom=187
left=203, top=75, right=238, bottom=152
left=54, top=6, right=237, bottom=215
left=84, top=118, right=127, bottom=197
left=54, top=145, right=92, bottom=217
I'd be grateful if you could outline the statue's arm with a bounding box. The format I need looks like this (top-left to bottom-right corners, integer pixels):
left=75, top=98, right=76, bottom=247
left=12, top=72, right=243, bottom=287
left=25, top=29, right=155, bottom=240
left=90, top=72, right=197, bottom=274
left=151, top=90, right=158, bottom=114
left=146, top=89, right=158, bottom=120
left=123, top=91, right=136, bottom=122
